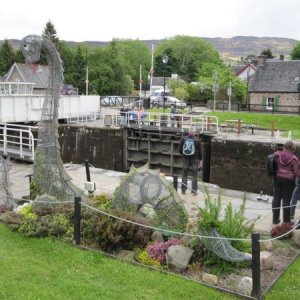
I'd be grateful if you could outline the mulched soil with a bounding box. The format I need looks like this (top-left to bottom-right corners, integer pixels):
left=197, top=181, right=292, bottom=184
left=184, top=239, right=300, bottom=297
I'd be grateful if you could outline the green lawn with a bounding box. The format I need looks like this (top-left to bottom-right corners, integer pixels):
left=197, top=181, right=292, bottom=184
left=1, top=223, right=300, bottom=299
left=147, top=108, right=300, bottom=140
left=204, top=111, right=300, bottom=140
left=0, top=223, right=237, bottom=300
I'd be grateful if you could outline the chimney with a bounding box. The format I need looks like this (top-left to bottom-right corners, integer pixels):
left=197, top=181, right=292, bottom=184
left=280, top=54, right=284, bottom=61
left=258, top=55, right=266, bottom=66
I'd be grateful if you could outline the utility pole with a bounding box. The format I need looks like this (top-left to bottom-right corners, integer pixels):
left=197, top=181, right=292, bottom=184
left=212, top=70, right=218, bottom=111
left=227, top=81, right=232, bottom=111
left=139, top=64, right=142, bottom=101
left=85, top=48, right=89, bottom=95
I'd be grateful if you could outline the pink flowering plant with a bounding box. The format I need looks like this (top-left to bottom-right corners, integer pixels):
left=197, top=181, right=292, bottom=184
left=147, top=238, right=181, bottom=264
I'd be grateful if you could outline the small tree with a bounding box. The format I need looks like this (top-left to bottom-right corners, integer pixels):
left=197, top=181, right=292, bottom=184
left=0, top=40, right=15, bottom=75
left=261, top=48, right=274, bottom=59
left=290, top=41, right=300, bottom=60
left=42, top=21, right=59, bottom=47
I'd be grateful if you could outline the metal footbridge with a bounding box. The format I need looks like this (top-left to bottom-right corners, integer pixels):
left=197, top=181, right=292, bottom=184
left=0, top=112, right=219, bottom=162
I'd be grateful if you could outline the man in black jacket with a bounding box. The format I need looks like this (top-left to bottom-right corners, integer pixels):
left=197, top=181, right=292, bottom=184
left=179, top=130, right=202, bottom=195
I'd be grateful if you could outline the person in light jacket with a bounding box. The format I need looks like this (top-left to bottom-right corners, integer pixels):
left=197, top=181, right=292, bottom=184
left=272, top=141, right=300, bottom=227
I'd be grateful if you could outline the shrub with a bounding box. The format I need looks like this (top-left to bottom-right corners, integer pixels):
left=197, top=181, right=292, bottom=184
left=271, top=223, right=293, bottom=239
left=198, top=188, right=257, bottom=252
left=81, top=208, right=153, bottom=252
left=90, top=193, right=112, bottom=210
left=136, top=249, right=161, bottom=268
left=18, top=203, right=37, bottom=220
left=147, top=239, right=181, bottom=264
left=0, top=204, right=7, bottom=213
left=48, top=214, right=72, bottom=237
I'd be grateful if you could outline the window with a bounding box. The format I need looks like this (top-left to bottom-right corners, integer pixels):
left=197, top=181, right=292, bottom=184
left=266, top=97, right=274, bottom=110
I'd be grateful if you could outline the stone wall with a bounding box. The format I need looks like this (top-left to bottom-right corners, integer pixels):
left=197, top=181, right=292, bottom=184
left=210, top=138, right=279, bottom=194
left=59, top=125, right=125, bottom=172
left=250, top=92, right=300, bottom=113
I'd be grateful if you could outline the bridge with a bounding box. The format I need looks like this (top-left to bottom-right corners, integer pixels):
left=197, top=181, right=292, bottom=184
left=0, top=111, right=219, bottom=163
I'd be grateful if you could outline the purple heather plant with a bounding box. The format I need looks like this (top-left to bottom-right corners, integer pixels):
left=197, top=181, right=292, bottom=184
left=147, top=238, right=181, bottom=264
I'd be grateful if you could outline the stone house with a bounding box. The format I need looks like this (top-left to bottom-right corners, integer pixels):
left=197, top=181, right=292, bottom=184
left=232, top=63, right=256, bottom=81
left=249, top=60, right=300, bottom=113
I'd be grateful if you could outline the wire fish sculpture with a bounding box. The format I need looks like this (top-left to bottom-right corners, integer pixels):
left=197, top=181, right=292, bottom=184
left=20, top=35, right=82, bottom=201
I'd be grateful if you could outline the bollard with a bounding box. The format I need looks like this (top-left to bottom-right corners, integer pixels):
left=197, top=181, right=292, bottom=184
left=74, top=196, right=81, bottom=245
left=85, top=159, right=91, bottom=182
left=173, top=176, right=178, bottom=191
left=251, top=232, right=261, bottom=299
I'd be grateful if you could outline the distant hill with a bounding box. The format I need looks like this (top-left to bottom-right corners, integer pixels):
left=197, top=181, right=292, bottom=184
left=2, top=36, right=298, bottom=64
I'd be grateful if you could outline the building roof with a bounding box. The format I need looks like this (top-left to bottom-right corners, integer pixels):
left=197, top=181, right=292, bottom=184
left=151, top=76, right=171, bottom=86
left=249, top=60, right=300, bottom=93
left=5, top=63, right=49, bottom=89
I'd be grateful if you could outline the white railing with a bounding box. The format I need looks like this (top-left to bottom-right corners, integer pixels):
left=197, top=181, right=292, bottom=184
left=66, top=111, right=219, bottom=133
left=0, top=123, right=37, bottom=161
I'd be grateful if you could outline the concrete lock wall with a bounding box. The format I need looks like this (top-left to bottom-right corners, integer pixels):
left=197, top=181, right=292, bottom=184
left=59, top=125, right=125, bottom=172
left=58, top=125, right=297, bottom=194
left=210, top=138, right=279, bottom=194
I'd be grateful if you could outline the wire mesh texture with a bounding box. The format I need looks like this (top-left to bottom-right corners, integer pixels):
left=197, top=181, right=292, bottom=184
left=112, top=164, right=188, bottom=232
left=0, top=157, right=16, bottom=208
left=20, top=35, right=82, bottom=202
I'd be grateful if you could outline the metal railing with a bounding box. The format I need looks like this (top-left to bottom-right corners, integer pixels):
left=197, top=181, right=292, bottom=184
left=0, top=123, right=38, bottom=161
left=66, top=111, right=219, bottom=133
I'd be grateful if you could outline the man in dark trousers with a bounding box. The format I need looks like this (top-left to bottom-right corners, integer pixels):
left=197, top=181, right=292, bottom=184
left=179, top=130, right=202, bottom=195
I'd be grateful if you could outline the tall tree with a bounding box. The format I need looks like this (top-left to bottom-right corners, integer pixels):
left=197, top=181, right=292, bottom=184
left=154, top=35, right=221, bottom=81
left=70, top=46, right=86, bottom=94
left=42, top=21, right=59, bottom=46
left=114, top=39, right=151, bottom=89
left=0, top=40, right=15, bottom=75
left=261, top=48, right=274, bottom=59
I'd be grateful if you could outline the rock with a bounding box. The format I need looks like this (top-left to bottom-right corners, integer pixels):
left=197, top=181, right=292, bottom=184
left=292, top=229, right=300, bottom=246
left=166, top=245, right=194, bottom=273
left=237, top=276, right=252, bottom=296
left=202, top=273, right=218, bottom=286
left=260, top=251, right=273, bottom=270
left=139, top=203, right=158, bottom=220
left=151, top=231, right=164, bottom=242
left=262, top=240, right=274, bottom=251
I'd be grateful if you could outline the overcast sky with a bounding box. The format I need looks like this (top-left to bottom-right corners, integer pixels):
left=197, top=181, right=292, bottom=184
left=1, top=0, right=300, bottom=42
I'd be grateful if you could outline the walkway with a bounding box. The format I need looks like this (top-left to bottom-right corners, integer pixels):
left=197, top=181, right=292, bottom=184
left=9, top=160, right=290, bottom=234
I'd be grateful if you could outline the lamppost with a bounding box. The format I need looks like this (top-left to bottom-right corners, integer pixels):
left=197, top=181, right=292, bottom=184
left=246, top=58, right=252, bottom=110
left=162, top=53, right=169, bottom=113
left=212, top=70, right=218, bottom=111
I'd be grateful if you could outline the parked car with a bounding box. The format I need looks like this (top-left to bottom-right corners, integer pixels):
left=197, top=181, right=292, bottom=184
left=130, top=99, right=150, bottom=109
left=151, top=96, right=187, bottom=108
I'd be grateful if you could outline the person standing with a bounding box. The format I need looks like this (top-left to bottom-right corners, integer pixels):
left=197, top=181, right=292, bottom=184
left=119, top=105, right=129, bottom=127
left=170, top=105, right=177, bottom=127
left=272, top=141, right=300, bottom=226
left=179, top=130, right=202, bottom=195
left=290, top=176, right=300, bottom=224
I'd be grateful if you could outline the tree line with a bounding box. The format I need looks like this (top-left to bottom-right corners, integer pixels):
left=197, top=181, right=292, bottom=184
left=2, top=21, right=298, bottom=103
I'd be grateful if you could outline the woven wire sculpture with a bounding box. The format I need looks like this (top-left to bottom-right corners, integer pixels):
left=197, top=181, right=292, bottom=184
left=112, top=164, right=188, bottom=232
left=114, top=163, right=252, bottom=261
left=202, top=228, right=252, bottom=262
left=0, top=157, right=15, bottom=209
left=20, top=35, right=82, bottom=201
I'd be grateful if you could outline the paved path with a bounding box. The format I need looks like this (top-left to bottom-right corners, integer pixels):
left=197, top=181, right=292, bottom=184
left=8, top=160, right=298, bottom=234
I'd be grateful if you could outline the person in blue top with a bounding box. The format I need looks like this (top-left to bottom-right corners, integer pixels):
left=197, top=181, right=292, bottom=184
left=179, top=130, right=202, bottom=195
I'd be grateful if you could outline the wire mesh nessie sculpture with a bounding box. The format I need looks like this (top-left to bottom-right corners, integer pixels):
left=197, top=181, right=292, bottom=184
left=20, top=35, right=82, bottom=201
